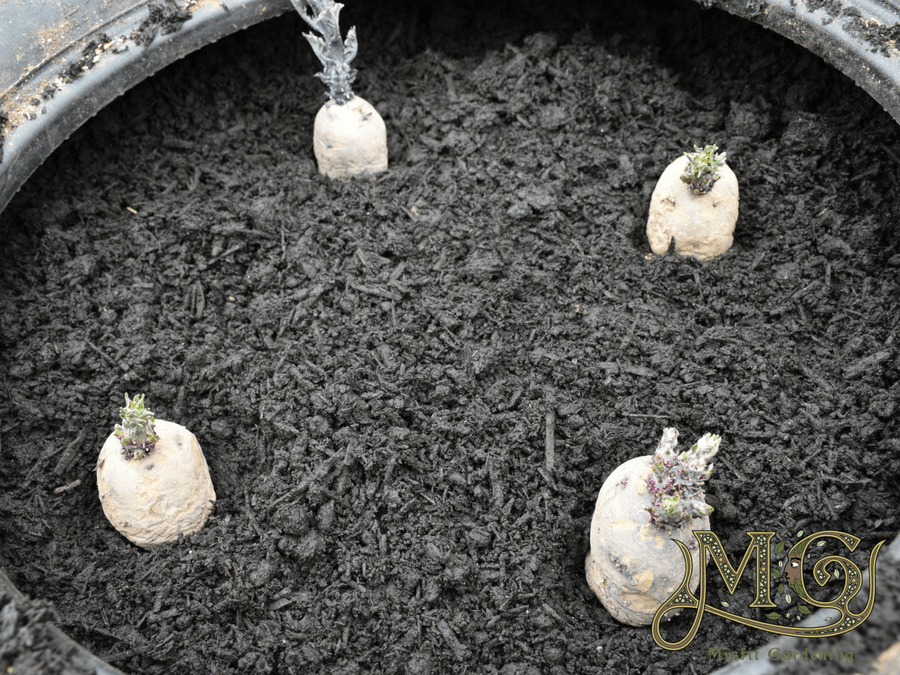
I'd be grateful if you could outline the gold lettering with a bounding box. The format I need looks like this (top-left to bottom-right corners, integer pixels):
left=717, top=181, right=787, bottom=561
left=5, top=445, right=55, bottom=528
left=652, top=530, right=885, bottom=650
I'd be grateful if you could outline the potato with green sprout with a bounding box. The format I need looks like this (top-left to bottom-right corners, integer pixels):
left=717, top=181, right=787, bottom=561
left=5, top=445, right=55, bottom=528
left=646, top=145, right=739, bottom=261
left=585, top=428, right=720, bottom=625
left=96, top=394, right=216, bottom=548
left=291, top=0, right=387, bottom=180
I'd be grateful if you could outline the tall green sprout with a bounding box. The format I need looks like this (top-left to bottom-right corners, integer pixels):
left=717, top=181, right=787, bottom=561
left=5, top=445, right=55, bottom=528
left=291, top=0, right=358, bottom=105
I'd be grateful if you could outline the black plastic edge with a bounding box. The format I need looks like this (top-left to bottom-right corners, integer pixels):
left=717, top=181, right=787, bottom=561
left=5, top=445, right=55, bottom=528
left=1, top=0, right=899, bottom=671
left=0, top=0, right=294, bottom=218
left=1, top=566, right=127, bottom=674
left=695, top=0, right=900, bottom=124
left=4, top=1, right=900, bottom=219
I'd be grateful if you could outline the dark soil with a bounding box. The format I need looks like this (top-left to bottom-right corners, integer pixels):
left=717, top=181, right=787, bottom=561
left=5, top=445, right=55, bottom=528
left=2, top=0, right=900, bottom=673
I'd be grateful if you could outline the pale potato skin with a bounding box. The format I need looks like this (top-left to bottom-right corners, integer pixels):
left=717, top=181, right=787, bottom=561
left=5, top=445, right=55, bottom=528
left=96, top=419, right=216, bottom=548
left=313, top=95, right=388, bottom=180
left=585, top=455, right=708, bottom=626
left=646, top=156, right=739, bottom=261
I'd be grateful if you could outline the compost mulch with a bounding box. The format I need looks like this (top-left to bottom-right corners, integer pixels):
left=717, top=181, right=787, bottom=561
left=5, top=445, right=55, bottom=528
left=2, top=0, right=899, bottom=673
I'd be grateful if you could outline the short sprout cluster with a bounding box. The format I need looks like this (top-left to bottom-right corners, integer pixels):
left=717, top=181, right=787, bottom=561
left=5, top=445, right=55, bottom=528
left=680, top=144, right=727, bottom=195
left=291, top=0, right=358, bottom=105
left=645, top=428, right=720, bottom=531
left=114, top=393, right=159, bottom=461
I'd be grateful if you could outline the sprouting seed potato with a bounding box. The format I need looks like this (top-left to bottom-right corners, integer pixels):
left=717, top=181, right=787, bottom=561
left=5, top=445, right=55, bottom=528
left=314, top=95, right=387, bottom=180
left=292, top=0, right=388, bottom=180
left=586, top=428, right=720, bottom=626
left=647, top=145, right=739, bottom=261
left=96, top=395, right=215, bottom=548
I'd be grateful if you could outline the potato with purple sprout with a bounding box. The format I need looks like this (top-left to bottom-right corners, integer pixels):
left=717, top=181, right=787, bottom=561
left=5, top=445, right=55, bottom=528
left=585, top=428, right=720, bottom=625
left=646, top=145, right=739, bottom=261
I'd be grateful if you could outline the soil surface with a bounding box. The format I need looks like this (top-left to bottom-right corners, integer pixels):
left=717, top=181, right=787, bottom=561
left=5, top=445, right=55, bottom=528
left=2, top=0, right=900, bottom=673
